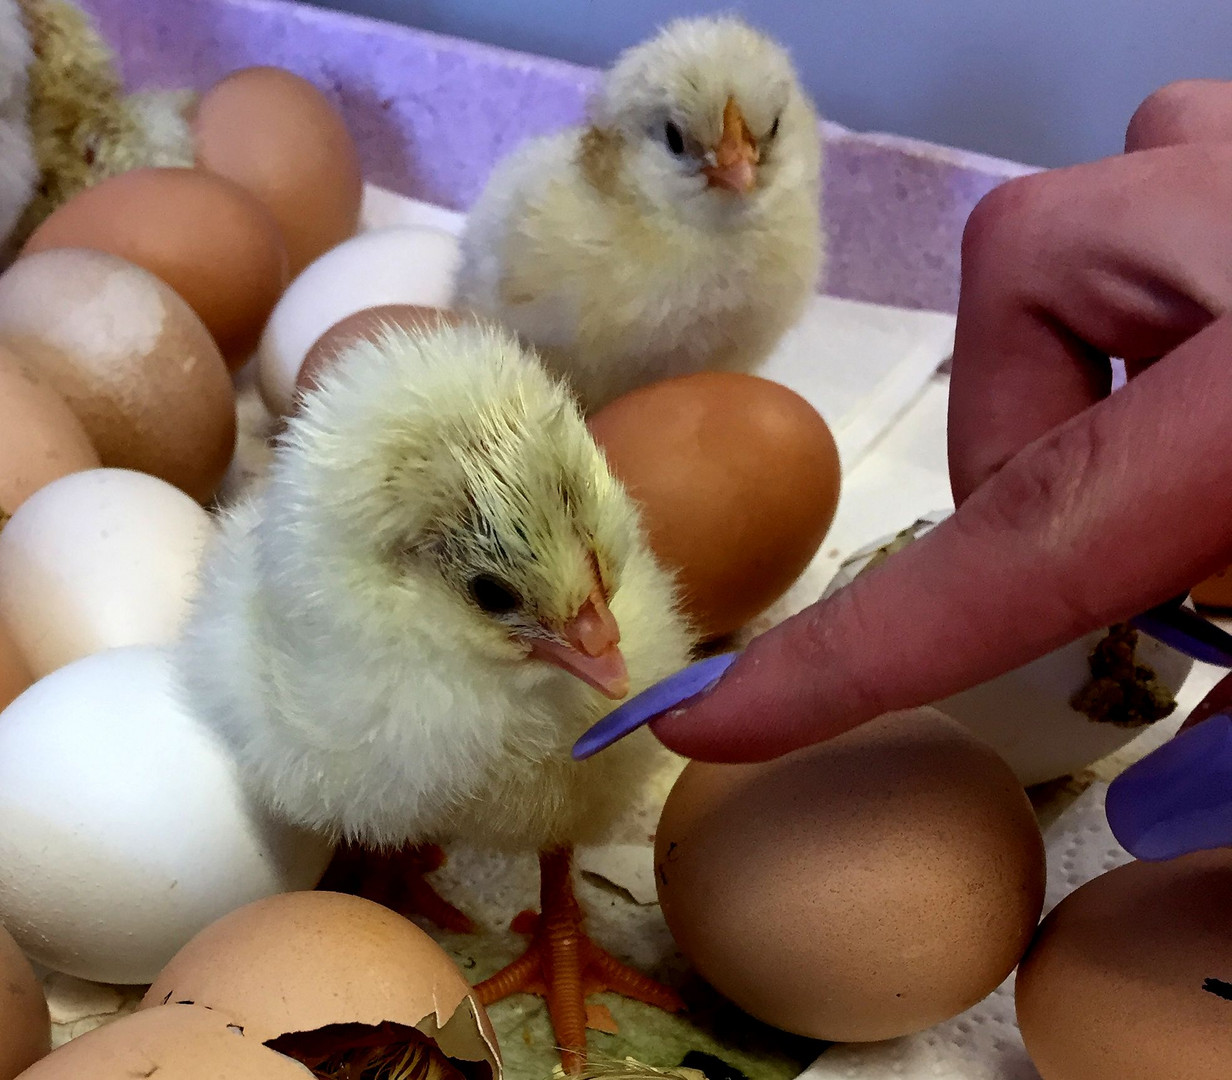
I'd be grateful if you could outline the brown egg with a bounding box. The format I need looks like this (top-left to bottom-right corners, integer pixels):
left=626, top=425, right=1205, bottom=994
left=0, top=614, right=31, bottom=714
left=296, top=304, right=461, bottom=400
left=1193, top=565, right=1232, bottom=610
left=141, top=891, right=501, bottom=1076
left=0, top=250, right=236, bottom=503
left=22, top=167, right=288, bottom=364
left=654, top=707, right=1046, bottom=1041
left=0, top=925, right=49, bottom=1080
left=194, top=66, right=364, bottom=276
left=1016, top=850, right=1232, bottom=1080
left=0, top=345, right=99, bottom=518
left=16, top=1004, right=312, bottom=1080
left=589, top=372, right=840, bottom=640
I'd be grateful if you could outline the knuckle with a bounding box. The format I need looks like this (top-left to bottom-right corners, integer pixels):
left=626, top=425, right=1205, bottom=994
left=1126, top=80, right=1215, bottom=151
left=960, top=175, right=1044, bottom=269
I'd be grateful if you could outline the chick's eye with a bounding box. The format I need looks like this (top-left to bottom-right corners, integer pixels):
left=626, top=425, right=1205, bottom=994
left=664, top=121, right=685, bottom=155
left=768, top=115, right=781, bottom=140
left=468, top=573, right=521, bottom=615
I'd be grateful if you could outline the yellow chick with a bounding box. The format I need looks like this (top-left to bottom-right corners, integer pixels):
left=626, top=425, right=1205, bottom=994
left=177, top=320, right=697, bottom=1071
left=454, top=15, right=824, bottom=412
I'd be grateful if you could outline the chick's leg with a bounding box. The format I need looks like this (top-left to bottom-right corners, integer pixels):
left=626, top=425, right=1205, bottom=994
left=317, top=841, right=475, bottom=933
left=475, top=848, right=683, bottom=1073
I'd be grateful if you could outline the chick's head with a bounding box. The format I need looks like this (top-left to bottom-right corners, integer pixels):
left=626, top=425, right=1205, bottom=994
left=268, top=321, right=642, bottom=699
left=592, top=15, right=821, bottom=223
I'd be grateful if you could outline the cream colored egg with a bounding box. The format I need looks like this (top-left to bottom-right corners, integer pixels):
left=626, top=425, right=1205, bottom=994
left=0, top=469, right=213, bottom=678
left=257, top=226, right=459, bottom=417
left=0, top=249, right=236, bottom=502
left=0, top=646, right=332, bottom=984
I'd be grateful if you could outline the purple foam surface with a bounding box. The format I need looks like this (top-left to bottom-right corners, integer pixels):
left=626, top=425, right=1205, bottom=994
left=77, top=0, right=1036, bottom=314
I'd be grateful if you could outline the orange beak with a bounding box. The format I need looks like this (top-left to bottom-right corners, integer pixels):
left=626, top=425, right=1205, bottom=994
left=525, top=588, right=630, bottom=700
left=703, top=97, right=759, bottom=194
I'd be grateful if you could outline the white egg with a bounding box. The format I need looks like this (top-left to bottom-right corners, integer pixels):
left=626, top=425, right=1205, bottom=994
left=824, top=512, right=1196, bottom=786
left=257, top=225, right=460, bottom=417
left=0, top=645, right=332, bottom=984
left=0, top=468, right=213, bottom=678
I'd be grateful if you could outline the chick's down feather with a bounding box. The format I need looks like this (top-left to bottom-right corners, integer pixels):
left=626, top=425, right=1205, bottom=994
left=177, top=321, right=696, bottom=853
left=455, top=15, right=824, bottom=412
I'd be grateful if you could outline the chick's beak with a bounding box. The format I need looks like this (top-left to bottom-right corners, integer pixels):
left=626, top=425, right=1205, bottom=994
left=703, top=97, right=759, bottom=194
left=526, top=588, right=630, bottom=700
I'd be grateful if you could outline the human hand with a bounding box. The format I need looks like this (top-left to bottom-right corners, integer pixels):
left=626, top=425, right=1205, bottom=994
left=574, top=80, right=1232, bottom=769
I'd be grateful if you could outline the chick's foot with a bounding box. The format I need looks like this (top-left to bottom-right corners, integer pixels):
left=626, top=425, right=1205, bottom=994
left=474, top=848, right=683, bottom=1074
left=317, top=840, right=475, bottom=933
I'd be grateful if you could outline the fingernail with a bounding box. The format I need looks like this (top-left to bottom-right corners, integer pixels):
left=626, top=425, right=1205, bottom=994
left=1106, top=713, right=1232, bottom=860
left=572, top=652, right=739, bottom=761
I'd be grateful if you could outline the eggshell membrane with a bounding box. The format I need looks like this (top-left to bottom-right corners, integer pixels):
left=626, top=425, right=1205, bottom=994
left=589, top=372, right=840, bottom=639
left=295, top=304, right=462, bottom=400
left=257, top=226, right=461, bottom=418
left=0, top=346, right=99, bottom=518
left=654, top=707, right=1046, bottom=1042
left=0, top=468, right=214, bottom=677
left=0, top=249, right=236, bottom=502
left=22, top=167, right=289, bottom=364
left=16, top=1003, right=312, bottom=1080
left=142, top=891, right=501, bottom=1077
left=0, top=924, right=50, bottom=1080
left=0, top=615, right=31, bottom=713
left=1192, top=565, right=1232, bottom=609
left=1016, top=850, right=1232, bottom=1080
left=194, top=66, right=364, bottom=276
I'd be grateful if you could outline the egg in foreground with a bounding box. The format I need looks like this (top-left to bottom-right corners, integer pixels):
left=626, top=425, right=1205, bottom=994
left=1016, top=849, right=1232, bottom=1080
left=140, top=891, right=502, bottom=1079
left=654, top=707, right=1046, bottom=1041
left=0, top=646, right=332, bottom=984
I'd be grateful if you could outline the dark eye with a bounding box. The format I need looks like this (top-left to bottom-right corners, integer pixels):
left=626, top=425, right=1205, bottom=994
left=768, top=115, right=781, bottom=140
left=468, top=573, right=521, bottom=615
left=664, top=120, right=685, bottom=155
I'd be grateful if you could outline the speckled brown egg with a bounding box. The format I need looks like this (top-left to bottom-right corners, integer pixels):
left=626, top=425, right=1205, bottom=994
left=588, top=372, right=840, bottom=640
left=22, top=167, right=288, bottom=365
left=194, top=66, right=364, bottom=276
left=1016, top=849, right=1232, bottom=1080
left=15, top=1003, right=312, bottom=1080
left=295, top=304, right=461, bottom=401
left=0, top=924, right=50, bottom=1080
left=0, top=250, right=236, bottom=503
left=140, top=891, right=501, bottom=1078
left=654, top=707, right=1046, bottom=1041
left=0, top=345, right=99, bottom=518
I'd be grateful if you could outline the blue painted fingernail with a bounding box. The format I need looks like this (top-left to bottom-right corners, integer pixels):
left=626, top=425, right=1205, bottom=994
left=1106, top=713, right=1232, bottom=860
left=572, top=652, right=739, bottom=761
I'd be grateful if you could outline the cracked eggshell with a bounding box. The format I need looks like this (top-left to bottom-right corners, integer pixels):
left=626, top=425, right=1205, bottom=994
left=822, top=511, right=1196, bottom=786
left=0, top=925, right=50, bottom=1080
left=15, top=1003, right=313, bottom=1079
left=140, top=891, right=501, bottom=1079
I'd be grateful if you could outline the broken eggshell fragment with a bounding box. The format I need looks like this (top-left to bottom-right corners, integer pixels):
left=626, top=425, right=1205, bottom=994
left=15, top=1003, right=313, bottom=1079
left=139, top=890, right=501, bottom=1080
left=822, top=510, right=1196, bottom=786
